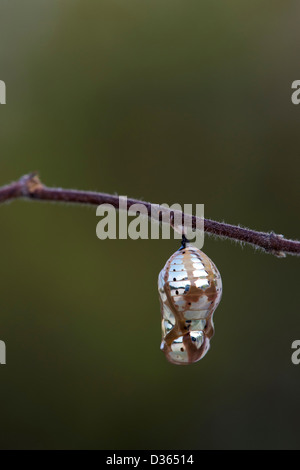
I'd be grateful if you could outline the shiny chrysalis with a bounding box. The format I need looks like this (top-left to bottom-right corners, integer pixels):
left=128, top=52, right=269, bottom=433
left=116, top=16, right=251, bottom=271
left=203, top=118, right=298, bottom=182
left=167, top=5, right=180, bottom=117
left=158, top=238, right=222, bottom=365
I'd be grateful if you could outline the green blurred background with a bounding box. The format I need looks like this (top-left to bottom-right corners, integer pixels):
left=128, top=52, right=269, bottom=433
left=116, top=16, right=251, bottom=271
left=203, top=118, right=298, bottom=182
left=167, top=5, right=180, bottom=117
left=0, top=0, right=300, bottom=450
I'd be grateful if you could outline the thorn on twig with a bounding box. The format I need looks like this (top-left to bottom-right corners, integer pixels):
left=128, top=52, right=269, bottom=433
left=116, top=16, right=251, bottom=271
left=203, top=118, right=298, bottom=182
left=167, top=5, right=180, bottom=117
left=266, top=232, right=286, bottom=258
left=19, top=172, right=44, bottom=197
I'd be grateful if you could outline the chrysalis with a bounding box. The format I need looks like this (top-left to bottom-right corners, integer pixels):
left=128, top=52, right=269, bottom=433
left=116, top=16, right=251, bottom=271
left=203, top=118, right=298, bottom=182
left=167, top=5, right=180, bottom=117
left=158, top=239, right=222, bottom=365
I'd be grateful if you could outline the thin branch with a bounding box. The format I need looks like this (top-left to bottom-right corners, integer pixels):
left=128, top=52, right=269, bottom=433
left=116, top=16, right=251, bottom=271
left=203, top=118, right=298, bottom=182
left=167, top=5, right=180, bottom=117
left=0, top=173, right=299, bottom=258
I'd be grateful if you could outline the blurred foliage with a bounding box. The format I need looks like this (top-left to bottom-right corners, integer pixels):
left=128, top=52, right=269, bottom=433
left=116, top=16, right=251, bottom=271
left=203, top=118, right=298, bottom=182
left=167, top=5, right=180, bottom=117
left=0, top=0, right=300, bottom=449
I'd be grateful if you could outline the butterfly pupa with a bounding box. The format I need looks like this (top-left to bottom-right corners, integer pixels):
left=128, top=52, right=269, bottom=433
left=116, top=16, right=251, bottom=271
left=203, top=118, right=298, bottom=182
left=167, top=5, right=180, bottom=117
left=158, top=239, right=222, bottom=365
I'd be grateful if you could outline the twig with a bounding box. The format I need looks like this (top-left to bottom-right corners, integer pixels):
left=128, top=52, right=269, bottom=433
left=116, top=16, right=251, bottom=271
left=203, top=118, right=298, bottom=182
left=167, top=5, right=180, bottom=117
left=0, top=173, right=299, bottom=258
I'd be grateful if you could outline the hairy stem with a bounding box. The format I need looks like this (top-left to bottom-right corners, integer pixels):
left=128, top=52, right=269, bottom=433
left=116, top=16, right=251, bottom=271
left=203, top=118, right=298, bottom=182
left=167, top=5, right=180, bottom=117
left=0, top=173, right=299, bottom=258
